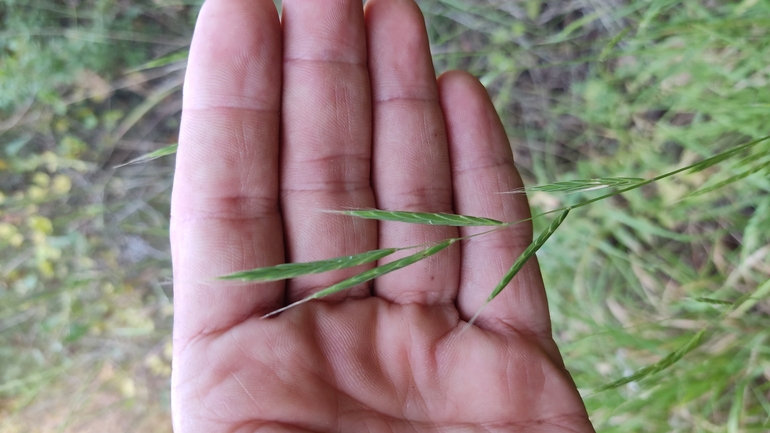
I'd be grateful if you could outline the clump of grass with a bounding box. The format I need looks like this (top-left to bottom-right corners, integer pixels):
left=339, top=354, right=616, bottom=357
left=0, top=0, right=196, bottom=430
left=595, top=329, right=707, bottom=392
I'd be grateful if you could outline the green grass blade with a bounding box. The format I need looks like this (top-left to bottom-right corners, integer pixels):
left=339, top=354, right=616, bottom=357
left=466, top=209, right=570, bottom=327
left=114, top=143, right=178, bottom=168
left=310, top=240, right=456, bottom=299
left=487, top=209, right=570, bottom=302
left=732, top=146, right=770, bottom=169
left=509, top=177, right=644, bottom=194
left=595, top=329, right=707, bottom=392
left=334, top=210, right=504, bottom=226
left=127, top=49, right=189, bottom=73
left=555, top=136, right=770, bottom=214
left=691, top=159, right=770, bottom=197
left=728, top=278, right=770, bottom=319
left=728, top=378, right=749, bottom=432
left=686, top=140, right=761, bottom=173
left=108, top=80, right=182, bottom=146
left=219, top=248, right=398, bottom=282
left=598, top=28, right=632, bottom=61
left=263, top=240, right=456, bottom=317
left=694, top=297, right=734, bottom=306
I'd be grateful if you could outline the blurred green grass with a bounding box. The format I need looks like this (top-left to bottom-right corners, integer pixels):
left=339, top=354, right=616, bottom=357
left=2, top=0, right=769, bottom=431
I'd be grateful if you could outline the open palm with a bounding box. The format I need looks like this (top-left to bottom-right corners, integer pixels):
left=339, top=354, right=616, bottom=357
left=170, top=0, right=593, bottom=431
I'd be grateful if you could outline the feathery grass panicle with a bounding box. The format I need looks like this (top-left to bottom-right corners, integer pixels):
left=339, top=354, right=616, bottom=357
left=465, top=209, right=571, bottom=328
left=262, top=239, right=457, bottom=318
left=218, top=248, right=399, bottom=282
left=331, top=209, right=505, bottom=226
left=506, top=177, right=644, bottom=194
left=114, top=143, right=178, bottom=168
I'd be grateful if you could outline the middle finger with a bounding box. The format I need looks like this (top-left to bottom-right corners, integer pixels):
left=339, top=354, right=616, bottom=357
left=366, top=0, right=459, bottom=305
left=281, top=0, right=377, bottom=303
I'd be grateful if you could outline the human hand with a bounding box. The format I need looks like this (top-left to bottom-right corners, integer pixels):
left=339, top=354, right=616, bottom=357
left=170, top=0, right=594, bottom=431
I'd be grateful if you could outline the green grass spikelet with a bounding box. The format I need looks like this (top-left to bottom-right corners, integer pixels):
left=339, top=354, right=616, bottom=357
left=218, top=248, right=399, bottom=282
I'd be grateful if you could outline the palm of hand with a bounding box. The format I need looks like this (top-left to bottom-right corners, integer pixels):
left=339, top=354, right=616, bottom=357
left=170, top=0, right=593, bottom=432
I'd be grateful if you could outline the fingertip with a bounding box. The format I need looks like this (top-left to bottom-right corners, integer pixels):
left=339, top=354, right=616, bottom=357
left=438, top=69, right=516, bottom=192
left=364, top=0, right=422, bottom=13
left=185, top=0, right=282, bottom=110
left=437, top=69, right=478, bottom=87
left=437, top=70, right=496, bottom=116
left=365, top=0, right=437, bottom=102
left=282, top=0, right=367, bottom=63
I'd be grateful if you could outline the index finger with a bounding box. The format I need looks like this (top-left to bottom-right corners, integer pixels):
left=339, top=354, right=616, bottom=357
left=170, top=0, right=284, bottom=343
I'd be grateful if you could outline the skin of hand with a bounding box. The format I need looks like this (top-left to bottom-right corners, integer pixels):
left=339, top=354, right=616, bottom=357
left=169, top=0, right=595, bottom=431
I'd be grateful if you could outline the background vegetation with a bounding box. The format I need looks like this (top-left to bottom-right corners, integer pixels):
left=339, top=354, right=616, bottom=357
left=1, top=0, right=769, bottom=431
